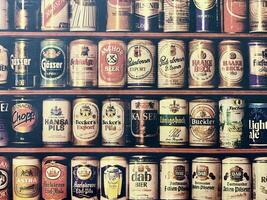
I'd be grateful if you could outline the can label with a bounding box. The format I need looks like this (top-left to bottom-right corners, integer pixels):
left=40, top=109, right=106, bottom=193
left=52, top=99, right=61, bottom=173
left=253, top=161, right=267, bottom=199
left=160, top=99, right=188, bottom=146
left=0, top=101, right=8, bottom=146
left=129, top=163, right=158, bottom=199
left=250, top=0, right=267, bottom=32
left=0, top=46, right=8, bottom=84
left=158, top=41, right=185, bottom=88
left=0, top=0, right=8, bottom=30
left=0, top=158, right=8, bottom=200
left=193, top=0, right=215, bottom=10
left=73, top=100, right=99, bottom=142
left=14, top=165, right=39, bottom=198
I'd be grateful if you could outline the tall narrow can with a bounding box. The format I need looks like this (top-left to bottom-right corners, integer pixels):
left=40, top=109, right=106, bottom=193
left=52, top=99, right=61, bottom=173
left=106, top=0, right=132, bottom=31
left=253, top=157, right=267, bottom=200
left=0, top=0, right=9, bottom=30
left=72, top=156, right=99, bottom=200
left=160, top=156, right=189, bottom=200
left=0, top=157, right=9, bottom=200
left=69, top=39, right=97, bottom=88
left=42, top=156, right=67, bottom=200
left=98, top=40, right=126, bottom=88
left=13, top=156, right=40, bottom=200
left=0, top=100, right=9, bottom=146
left=41, top=0, right=69, bottom=31
left=0, top=45, right=9, bottom=87
left=70, top=0, right=97, bottom=31
left=249, top=0, right=267, bottom=33
left=100, top=156, right=128, bottom=200
left=72, top=98, right=99, bottom=146
left=40, top=39, right=67, bottom=88
left=158, top=39, right=186, bottom=88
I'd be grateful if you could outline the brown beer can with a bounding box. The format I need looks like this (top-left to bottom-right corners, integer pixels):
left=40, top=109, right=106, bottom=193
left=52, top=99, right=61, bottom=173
left=106, top=0, right=132, bottom=32
left=42, top=156, right=67, bottom=200
left=249, top=0, right=267, bottom=33
left=219, top=40, right=244, bottom=88
left=98, top=40, right=126, bottom=88
left=0, top=157, right=9, bottom=200
left=189, top=40, right=216, bottom=88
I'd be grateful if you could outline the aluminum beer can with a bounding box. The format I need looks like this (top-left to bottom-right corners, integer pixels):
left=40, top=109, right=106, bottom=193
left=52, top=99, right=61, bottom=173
left=158, top=39, right=186, bottom=88
left=0, top=157, right=9, bottom=200
left=127, top=40, right=156, bottom=88
left=160, top=156, right=189, bottom=200
left=69, top=39, right=97, bottom=88
left=106, top=0, right=132, bottom=32
left=189, top=99, right=217, bottom=147
left=129, top=156, right=158, bottom=200
left=219, top=97, right=245, bottom=148
left=12, top=156, right=40, bottom=200
left=40, top=39, right=67, bottom=88
left=14, top=0, right=39, bottom=31
left=98, top=40, right=126, bottom=88
left=221, top=0, right=248, bottom=33
left=249, top=41, right=267, bottom=88
left=219, top=40, right=244, bottom=88
left=253, top=157, right=267, bottom=200
left=72, top=156, right=99, bottom=200
left=192, top=157, right=221, bottom=200
left=73, top=98, right=99, bottom=146
left=10, top=39, right=36, bottom=89
left=163, top=0, right=189, bottom=32
left=42, top=156, right=67, bottom=200
left=249, top=0, right=267, bottom=33
left=189, top=40, right=216, bottom=88
left=0, top=100, right=8, bottom=147
left=0, top=0, right=8, bottom=30
left=160, top=98, right=188, bottom=146
left=70, top=0, right=97, bottom=31
left=133, top=0, right=160, bottom=32
left=131, top=98, right=159, bottom=147
left=11, top=96, right=40, bottom=146
left=42, top=98, right=71, bottom=147
left=192, top=0, right=219, bottom=32
left=0, top=45, right=8, bottom=87
left=41, top=0, right=69, bottom=31
left=102, top=98, right=128, bottom=146
left=100, top=156, right=128, bottom=200
left=249, top=103, right=267, bottom=147
left=222, top=157, right=251, bottom=199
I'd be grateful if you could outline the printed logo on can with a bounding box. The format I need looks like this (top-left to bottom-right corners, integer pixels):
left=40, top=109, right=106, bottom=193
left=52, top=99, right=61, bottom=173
left=0, top=169, right=7, bottom=190
left=250, top=47, right=267, bottom=76
left=193, top=0, right=215, bottom=10
left=135, top=0, right=159, bottom=17
left=0, top=46, right=8, bottom=83
left=226, top=0, right=247, bottom=19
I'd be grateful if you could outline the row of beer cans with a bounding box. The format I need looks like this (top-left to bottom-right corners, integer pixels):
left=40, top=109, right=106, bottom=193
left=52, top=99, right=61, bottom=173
left=1, top=38, right=267, bottom=89
left=2, top=0, right=267, bottom=33
left=1, top=96, right=266, bottom=148
left=1, top=155, right=267, bottom=200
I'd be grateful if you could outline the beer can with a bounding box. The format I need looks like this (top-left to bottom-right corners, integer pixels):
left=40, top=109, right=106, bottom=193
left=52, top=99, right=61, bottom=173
left=42, top=156, right=67, bottom=200
left=102, top=98, right=128, bottom=146
left=10, top=39, right=36, bottom=89
left=0, top=100, right=8, bottom=146
left=100, top=156, right=128, bottom=200
left=192, top=0, right=219, bottom=32
left=163, top=0, right=190, bottom=32
left=41, top=0, right=69, bottom=31
left=192, top=157, right=221, bottom=200
left=42, top=98, right=71, bottom=147
left=129, top=156, right=158, bottom=200
left=73, top=98, right=99, bottom=146
left=222, top=157, right=251, bottom=199
left=158, top=39, right=186, bottom=88
left=11, top=96, right=40, bottom=146
left=131, top=98, right=159, bottom=147
left=189, top=40, right=216, bottom=88
left=249, top=103, right=267, bottom=147
left=106, top=0, right=132, bottom=32
left=13, top=156, right=40, bottom=200
left=253, top=157, right=267, bottom=200
left=249, top=0, right=267, bottom=33
left=219, top=97, right=245, bottom=148
left=70, top=0, right=97, bottom=31
left=69, top=39, right=97, bottom=88
left=189, top=99, right=217, bottom=147
left=127, top=40, right=156, bottom=88
left=249, top=41, right=267, bottom=88
left=0, top=44, right=8, bottom=87
left=219, top=40, right=244, bottom=88
left=160, top=98, right=188, bottom=146
left=98, top=40, right=126, bottom=88
left=133, top=0, right=160, bottom=32
left=40, top=39, right=67, bottom=88
left=0, top=157, right=9, bottom=200
left=0, top=0, right=8, bottom=30
left=221, top=0, right=248, bottom=33
left=160, top=156, right=189, bottom=200
left=14, top=0, right=39, bottom=31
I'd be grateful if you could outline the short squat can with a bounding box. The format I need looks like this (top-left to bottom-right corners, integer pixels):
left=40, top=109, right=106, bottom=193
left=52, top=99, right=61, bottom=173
left=253, top=157, right=267, bottom=200
left=249, top=0, right=267, bottom=33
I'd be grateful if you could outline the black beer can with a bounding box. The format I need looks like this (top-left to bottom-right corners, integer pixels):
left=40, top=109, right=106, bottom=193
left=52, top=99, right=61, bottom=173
left=0, top=100, right=9, bottom=146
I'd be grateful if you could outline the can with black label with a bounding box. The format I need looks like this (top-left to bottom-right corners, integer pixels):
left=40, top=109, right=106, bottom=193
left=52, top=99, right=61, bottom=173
left=0, top=100, right=9, bottom=146
left=253, top=157, right=267, bottom=200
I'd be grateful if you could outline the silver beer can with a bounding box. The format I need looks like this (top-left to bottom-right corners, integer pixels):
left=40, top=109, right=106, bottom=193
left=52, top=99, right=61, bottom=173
left=249, top=0, right=267, bottom=33
left=253, top=157, right=267, bottom=200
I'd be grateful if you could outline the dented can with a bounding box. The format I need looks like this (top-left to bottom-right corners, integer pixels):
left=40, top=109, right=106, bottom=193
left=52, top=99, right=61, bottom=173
left=249, top=0, right=267, bottom=33
left=253, top=157, right=267, bottom=200
left=0, top=157, right=9, bottom=200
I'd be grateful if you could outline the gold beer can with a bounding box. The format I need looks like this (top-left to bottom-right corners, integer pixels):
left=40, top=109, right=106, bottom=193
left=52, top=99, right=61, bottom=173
left=13, top=156, right=40, bottom=200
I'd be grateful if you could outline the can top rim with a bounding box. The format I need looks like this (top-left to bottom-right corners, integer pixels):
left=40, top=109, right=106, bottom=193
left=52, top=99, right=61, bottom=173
left=43, top=156, right=66, bottom=160
left=72, top=156, right=97, bottom=160
left=219, top=40, right=241, bottom=44
left=14, top=156, right=37, bottom=160
left=161, top=156, right=187, bottom=161
left=101, top=156, right=125, bottom=160
left=223, top=157, right=250, bottom=163
left=190, top=39, right=213, bottom=43
left=192, top=157, right=220, bottom=162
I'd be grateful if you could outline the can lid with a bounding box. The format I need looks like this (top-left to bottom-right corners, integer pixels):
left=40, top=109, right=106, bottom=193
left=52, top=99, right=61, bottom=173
left=43, top=98, right=68, bottom=101
left=219, top=40, right=241, bottom=45
left=72, top=156, right=97, bottom=161
left=192, top=157, right=220, bottom=163
left=190, top=39, right=213, bottom=44
left=99, top=39, right=125, bottom=43
left=103, top=97, right=123, bottom=102
left=190, top=98, right=215, bottom=103
left=130, top=155, right=156, bottom=163
left=129, top=39, right=153, bottom=45
left=159, top=39, right=185, bottom=44
left=222, top=157, right=250, bottom=164
left=70, top=39, right=95, bottom=44
left=14, top=156, right=37, bottom=160
left=254, top=157, right=267, bottom=162
left=43, top=156, right=66, bottom=161
left=249, top=41, right=267, bottom=45
left=101, top=156, right=125, bottom=161
left=249, top=103, right=267, bottom=108
left=161, top=156, right=187, bottom=162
